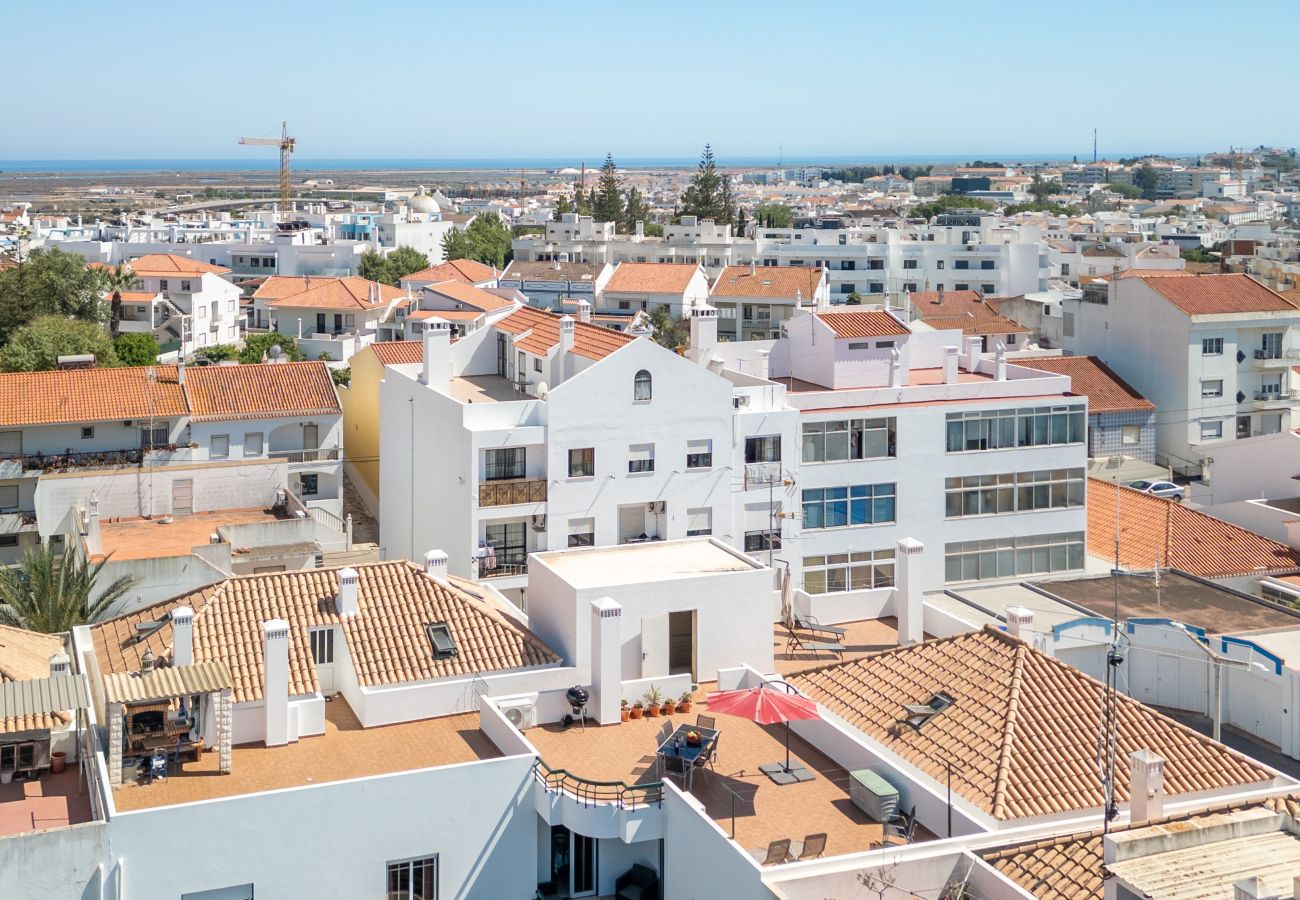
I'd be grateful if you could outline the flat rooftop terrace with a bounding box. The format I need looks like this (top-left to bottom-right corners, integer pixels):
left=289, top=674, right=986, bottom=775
left=97, top=508, right=291, bottom=561
left=535, top=538, right=760, bottom=589
left=780, top=367, right=993, bottom=393
left=449, top=374, right=527, bottom=403
left=1031, top=571, right=1300, bottom=635
left=0, top=765, right=93, bottom=837
left=773, top=617, right=909, bottom=676
left=112, top=701, right=498, bottom=812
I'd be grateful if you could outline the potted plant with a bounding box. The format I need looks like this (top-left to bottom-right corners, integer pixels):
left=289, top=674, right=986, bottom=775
left=662, top=695, right=676, bottom=716
left=621, top=699, right=630, bottom=722
left=677, top=691, right=693, bottom=714
left=630, top=700, right=644, bottom=720
left=644, top=686, right=663, bottom=717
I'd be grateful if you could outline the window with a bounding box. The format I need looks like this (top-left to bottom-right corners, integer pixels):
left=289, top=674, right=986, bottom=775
left=484, top=447, right=525, bottom=481
left=567, top=517, right=594, bottom=547
left=802, top=418, right=896, bottom=462
left=1201, top=379, right=1224, bottom=398
left=229, top=300, right=237, bottom=314
left=0, top=485, right=18, bottom=510
left=568, top=447, right=594, bottom=478
left=745, top=435, right=781, bottom=464
left=944, top=532, right=1084, bottom=582
left=745, top=531, right=781, bottom=552
left=944, top=469, right=1085, bottom=518
left=81, top=426, right=94, bottom=440
left=424, top=623, right=457, bottom=658
left=904, top=282, right=918, bottom=292
left=945, top=406, right=1085, bottom=452
left=955, top=259, right=970, bottom=270
left=180, top=280, right=192, bottom=292
left=802, top=483, right=896, bottom=528
left=299, top=473, right=319, bottom=496
left=1202, top=337, right=1223, bottom=356
left=197, top=304, right=207, bottom=319
left=685, top=507, right=712, bottom=537
left=244, top=432, right=263, bottom=457
left=686, top=439, right=713, bottom=469
left=903, top=259, right=918, bottom=269
left=936, top=260, right=945, bottom=270
left=533, top=357, right=542, bottom=373
left=387, top=854, right=438, bottom=899
left=1122, top=425, right=1141, bottom=445
left=1061, top=263, right=1070, bottom=276
left=485, top=521, right=526, bottom=566
left=628, top=443, right=655, bottom=473
left=981, top=260, right=995, bottom=270
left=1261, top=332, right=1283, bottom=359
left=211, top=434, right=230, bottom=459
left=803, top=549, right=895, bottom=594
left=309, top=627, right=334, bottom=665
left=982, top=284, right=996, bottom=294
left=633, top=369, right=652, bottom=401
left=160, top=279, right=169, bottom=291
left=140, top=422, right=169, bottom=448
left=344, top=313, right=354, bottom=328
left=954, top=283, right=968, bottom=291
left=1200, top=420, right=1223, bottom=441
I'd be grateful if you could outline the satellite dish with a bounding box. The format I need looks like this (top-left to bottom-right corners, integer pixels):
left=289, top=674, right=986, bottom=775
left=269, top=344, right=282, bottom=359
left=536, top=381, right=549, bottom=399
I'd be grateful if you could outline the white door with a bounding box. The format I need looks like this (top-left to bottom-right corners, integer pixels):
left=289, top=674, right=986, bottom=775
left=310, top=627, right=336, bottom=693
left=171, top=479, right=193, bottom=516
left=641, top=613, right=669, bottom=678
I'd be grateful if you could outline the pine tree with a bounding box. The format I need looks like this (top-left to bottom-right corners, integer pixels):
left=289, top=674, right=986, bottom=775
left=680, top=144, right=724, bottom=221
left=735, top=207, right=748, bottom=237
left=621, top=186, right=649, bottom=233
left=593, top=154, right=625, bottom=226
left=718, top=178, right=735, bottom=226
left=555, top=195, right=573, bottom=217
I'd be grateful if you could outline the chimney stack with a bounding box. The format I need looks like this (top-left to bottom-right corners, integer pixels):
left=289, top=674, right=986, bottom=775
left=995, top=342, right=1008, bottom=381
left=575, top=298, right=592, bottom=324
left=1006, top=606, right=1034, bottom=639
left=424, top=549, right=449, bottom=585
left=1129, top=749, right=1166, bottom=822
left=895, top=538, right=924, bottom=644
left=750, top=259, right=757, bottom=276
left=590, top=597, right=624, bottom=724
left=177, top=360, right=186, bottom=384
left=689, top=304, right=718, bottom=364
left=336, top=567, right=359, bottom=617
left=888, top=346, right=903, bottom=388
left=559, top=315, right=575, bottom=358
left=172, top=605, right=195, bottom=666
left=262, top=619, right=291, bottom=747
left=86, top=494, right=103, bottom=556
left=963, top=336, right=983, bottom=372
left=421, top=320, right=451, bottom=393
left=48, top=652, right=70, bottom=677
left=942, top=345, right=959, bottom=384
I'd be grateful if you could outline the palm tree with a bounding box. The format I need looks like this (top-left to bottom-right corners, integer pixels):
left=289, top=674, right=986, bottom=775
left=98, top=263, right=136, bottom=340
left=0, top=545, right=138, bottom=633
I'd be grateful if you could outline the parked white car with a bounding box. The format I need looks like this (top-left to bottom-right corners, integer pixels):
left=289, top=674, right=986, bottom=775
left=1127, top=480, right=1184, bottom=502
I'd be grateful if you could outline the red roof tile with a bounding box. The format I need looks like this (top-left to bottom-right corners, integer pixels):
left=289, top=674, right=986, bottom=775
left=605, top=262, right=702, bottom=294
left=1016, top=356, right=1155, bottom=413
left=184, top=361, right=340, bottom=422
left=0, top=366, right=188, bottom=427
left=371, top=341, right=424, bottom=366
left=710, top=265, right=825, bottom=300
left=399, top=258, right=497, bottom=285
left=494, top=306, right=636, bottom=361
left=816, top=310, right=910, bottom=338
left=125, top=253, right=230, bottom=276
left=1139, top=273, right=1300, bottom=315
left=255, top=276, right=404, bottom=310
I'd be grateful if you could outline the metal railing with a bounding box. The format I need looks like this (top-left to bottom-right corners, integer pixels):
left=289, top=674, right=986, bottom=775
left=478, top=478, right=547, bottom=507
left=478, top=561, right=528, bottom=579
left=272, top=447, right=342, bottom=464
left=7, top=448, right=149, bottom=473
left=533, top=759, right=662, bottom=810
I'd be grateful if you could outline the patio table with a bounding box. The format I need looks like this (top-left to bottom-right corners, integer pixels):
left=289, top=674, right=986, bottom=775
left=656, top=724, right=719, bottom=791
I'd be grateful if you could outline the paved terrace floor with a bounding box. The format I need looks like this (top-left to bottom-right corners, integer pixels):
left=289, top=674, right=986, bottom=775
left=113, top=701, right=498, bottom=812
left=0, top=766, right=93, bottom=837
left=527, top=686, right=931, bottom=860
left=97, top=508, right=290, bottom=561
left=773, top=617, right=911, bottom=676
left=449, top=374, right=526, bottom=403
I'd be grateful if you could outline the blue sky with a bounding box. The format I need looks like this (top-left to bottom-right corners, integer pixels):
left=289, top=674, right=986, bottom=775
left=5, top=0, right=1295, bottom=161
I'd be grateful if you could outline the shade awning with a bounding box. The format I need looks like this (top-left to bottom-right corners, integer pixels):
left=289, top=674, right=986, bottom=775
left=103, top=661, right=233, bottom=705
left=0, top=673, right=89, bottom=720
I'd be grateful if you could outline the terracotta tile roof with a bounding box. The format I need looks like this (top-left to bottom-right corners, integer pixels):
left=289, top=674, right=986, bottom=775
left=1113, top=268, right=1192, bottom=279
left=90, top=562, right=560, bottom=704
left=909, top=289, right=985, bottom=313
left=0, top=625, right=68, bottom=734
left=494, top=306, right=636, bottom=361
left=0, top=365, right=188, bottom=427
left=1088, top=478, right=1300, bottom=578
left=421, top=279, right=515, bottom=311
left=1139, top=273, right=1300, bottom=316
left=408, top=309, right=483, bottom=321
left=111, top=291, right=161, bottom=302
left=370, top=341, right=424, bottom=366
left=1016, top=356, right=1155, bottom=413
left=982, top=796, right=1300, bottom=900
left=255, top=276, right=404, bottom=310
left=790, top=627, right=1274, bottom=820
left=125, top=253, right=230, bottom=276
left=605, top=262, right=701, bottom=294
left=400, top=258, right=497, bottom=285
left=816, top=310, right=910, bottom=339
left=710, top=265, right=825, bottom=300
left=918, top=313, right=1030, bottom=336
left=500, top=260, right=606, bottom=283
left=184, top=361, right=340, bottom=422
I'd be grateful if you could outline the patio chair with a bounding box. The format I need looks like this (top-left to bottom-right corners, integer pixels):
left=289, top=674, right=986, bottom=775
left=696, top=714, right=717, bottom=730
left=661, top=752, right=689, bottom=789
left=884, top=805, right=917, bottom=845
left=792, top=612, right=846, bottom=640
left=656, top=721, right=673, bottom=745
left=791, top=833, right=827, bottom=861
left=759, top=839, right=793, bottom=866
left=614, top=863, right=658, bottom=900
left=148, top=750, right=168, bottom=784
left=786, top=626, right=844, bottom=660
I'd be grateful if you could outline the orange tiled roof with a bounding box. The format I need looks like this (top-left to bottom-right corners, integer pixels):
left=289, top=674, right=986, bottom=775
left=909, top=289, right=986, bottom=313
left=255, top=276, right=404, bottom=310
left=0, top=365, right=188, bottom=427
left=421, top=279, right=515, bottom=312
left=400, top=258, right=497, bottom=285
left=1088, top=478, right=1300, bottom=578
left=408, top=309, right=483, bottom=321
left=710, top=265, right=825, bottom=300
left=90, top=561, right=560, bottom=704
left=605, top=262, right=701, bottom=294
left=370, top=341, right=424, bottom=365
left=494, top=306, right=636, bottom=361
left=0, top=625, right=68, bottom=734
left=918, top=313, right=1030, bottom=336
left=816, top=310, right=910, bottom=339
left=501, top=260, right=606, bottom=282
left=1138, top=273, right=1300, bottom=316
left=1112, top=268, right=1192, bottom=279
left=125, top=253, right=230, bottom=276
left=791, top=627, right=1274, bottom=820
left=184, top=361, right=340, bottom=422
left=1014, top=356, right=1155, bottom=413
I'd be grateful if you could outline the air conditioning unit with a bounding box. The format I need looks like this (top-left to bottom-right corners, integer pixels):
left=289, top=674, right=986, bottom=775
left=498, top=698, right=536, bottom=730
left=530, top=514, right=547, bottom=532
left=733, top=395, right=750, bottom=408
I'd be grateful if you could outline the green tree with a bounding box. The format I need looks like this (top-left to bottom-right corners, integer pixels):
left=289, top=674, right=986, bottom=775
left=1028, top=175, right=1066, bottom=204
left=967, top=160, right=1005, bottom=168
left=734, top=207, right=748, bottom=237
left=384, top=246, right=430, bottom=283
left=99, top=262, right=137, bottom=339
left=331, top=366, right=351, bottom=387
left=648, top=306, right=688, bottom=351
left=593, top=154, right=625, bottom=225
left=0, top=545, right=139, bottom=633
left=1133, top=164, right=1160, bottom=200
left=462, top=213, right=513, bottom=268
left=113, top=332, right=160, bottom=366
left=1106, top=182, right=1143, bottom=199
left=239, top=332, right=303, bottom=364
left=357, top=250, right=389, bottom=283
left=0, top=316, right=119, bottom=372
left=753, top=204, right=794, bottom=228
left=621, top=186, right=649, bottom=233
left=0, top=247, right=110, bottom=342
left=554, top=195, right=574, bottom=217
left=911, top=194, right=996, bottom=220
left=440, top=229, right=475, bottom=262
left=680, top=144, right=729, bottom=222
left=197, top=343, right=239, bottom=362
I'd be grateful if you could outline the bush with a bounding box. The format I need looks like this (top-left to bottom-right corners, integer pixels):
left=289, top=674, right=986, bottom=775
left=330, top=367, right=351, bottom=387
left=239, top=332, right=303, bottom=364
left=200, top=344, right=240, bottom=362
left=113, top=332, right=160, bottom=366
left=0, top=316, right=119, bottom=372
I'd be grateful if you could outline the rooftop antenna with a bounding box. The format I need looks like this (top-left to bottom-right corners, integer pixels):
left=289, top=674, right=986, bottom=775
left=1093, top=128, right=1098, bottom=164
left=1101, top=473, right=1124, bottom=835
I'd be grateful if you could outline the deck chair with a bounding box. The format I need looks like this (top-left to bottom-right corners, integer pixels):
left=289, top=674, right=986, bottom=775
left=786, top=626, right=844, bottom=660
left=656, top=721, right=673, bottom=745
left=695, top=714, right=717, bottom=730
left=792, top=833, right=827, bottom=861
left=148, top=750, right=168, bottom=783
left=792, top=613, right=846, bottom=640
left=759, top=839, right=793, bottom=866
left=884, top=805, right=917, bottom=846
left=661, top=752, right=689, bottom=788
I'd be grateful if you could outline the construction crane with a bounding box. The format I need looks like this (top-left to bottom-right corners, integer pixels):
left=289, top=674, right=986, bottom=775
left=239, top=122, right=296, bottom=219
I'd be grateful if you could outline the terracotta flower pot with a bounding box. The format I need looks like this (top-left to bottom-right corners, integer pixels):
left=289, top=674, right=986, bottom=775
left=50, top=752, right=66, bottom=774
left=646, top=704, right=661, bottom=718
left=661, top=701, right=676, bottom=715
left=630, top=706, right=644, bottom=719
left=621, top=709, right=630, bottom=722
left=677, top=701, right=692, bottom=713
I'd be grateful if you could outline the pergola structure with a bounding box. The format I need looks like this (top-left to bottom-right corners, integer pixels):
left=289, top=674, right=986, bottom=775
left=102, top=661, right=233, bottom=786
left=0, top=672, right=90, bottom=779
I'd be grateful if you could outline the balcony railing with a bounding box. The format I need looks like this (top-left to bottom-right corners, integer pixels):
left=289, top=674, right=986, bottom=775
left=478, top=478, right=547, bottom=507
left=476, top=561, right=527, bottom=579
left=533, top=759, right=662, bottom=810
left=272, top=447, right=342, bottom=464
left=3, top=448, right=178, bottom=473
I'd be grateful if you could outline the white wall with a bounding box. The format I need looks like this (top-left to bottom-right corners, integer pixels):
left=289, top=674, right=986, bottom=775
left=661, top=784, right=773, bottom=900
left=0, top=822, right=108, bottom=900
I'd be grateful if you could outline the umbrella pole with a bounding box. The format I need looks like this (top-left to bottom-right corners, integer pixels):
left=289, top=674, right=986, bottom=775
left=785, top=721, right=792, bottom=772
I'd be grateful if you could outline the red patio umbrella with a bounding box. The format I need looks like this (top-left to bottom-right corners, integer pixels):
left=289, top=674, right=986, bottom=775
left=706, top=684, right=820, bottom=778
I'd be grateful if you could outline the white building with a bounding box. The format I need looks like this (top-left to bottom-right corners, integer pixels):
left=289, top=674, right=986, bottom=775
left=598, top=262, right=710, bottom=317
left=251, top=275, right=405, bottom=363
left=119, top=253, right=243, bottom=356
left=498, top=259, right=613, bottom=311
left=708, top=264, right=830, bottom=341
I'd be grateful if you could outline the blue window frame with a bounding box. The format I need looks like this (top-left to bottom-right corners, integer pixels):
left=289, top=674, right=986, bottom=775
left=802, top=483, right=896, bottom=529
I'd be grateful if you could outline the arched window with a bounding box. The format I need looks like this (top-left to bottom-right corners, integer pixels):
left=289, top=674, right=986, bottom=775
left=633, top=369, right=652, bottom=402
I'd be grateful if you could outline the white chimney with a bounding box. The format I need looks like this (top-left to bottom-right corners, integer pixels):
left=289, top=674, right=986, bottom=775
left=421, top=320, right=451, bottom=393
left=336, top=567, right=360, bottom=617
left=795, top=288, right=803, bottom=309
left=750, top=259, right=757, bottom=276
left=590, top=597, right=623, bottom=724
left=424, top=549, right=449, bottom=585
left=262, top=619, right=291, bottom=747
left=963, top=336, right=983, bottom=372
left=690, top=304, right=718, bottom=364
left=48, top=652, right=70, bottom=677
left=1006, top=606, right=1034, bottom=639
left=1233, top=878, right=1268, bottom=900
left=177, top=360, right=186, bottom=384
left=888, top=346, right=903, bottom=388
left=942, top=345, right=959, bottom=384
left=635, top=220, right=644, bottom=238
left=995, top=342, right=1007, bottom=381
left=895, top=537, right=924, bottom=644
left=1129, top=749, right=1166, bottom=822
left=559, top=315, right=575, bottom=358
left=575, top=298, right=592, bottom=324
left=754, top=349, right=771, bottom=381
left=172, top=605, right=194, bottom=667
left=86, top=495, right=102, bottom=556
